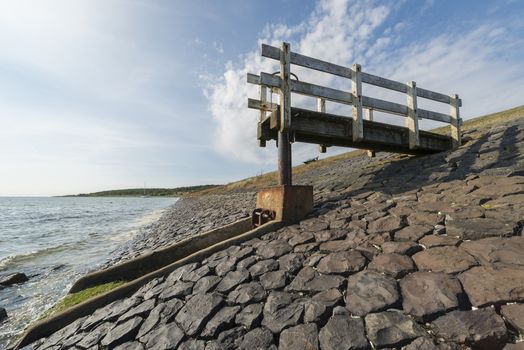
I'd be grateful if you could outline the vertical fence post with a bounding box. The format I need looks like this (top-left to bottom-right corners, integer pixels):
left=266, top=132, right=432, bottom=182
left=317, top=98, right=327, bottom=153
left=278, top=42, right=292, bottom=186
left=450, top=93, right=461, bottom=150
left=351, top=64, right=363, bottom=142
left=365, top=108, right=376, bottom=157
left=406, top=81, right=419, bottom=149
left=258, top=86, right=267, bottom=147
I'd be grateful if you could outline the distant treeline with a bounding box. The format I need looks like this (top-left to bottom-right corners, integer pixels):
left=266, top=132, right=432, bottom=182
left=70, top=185, right=219, bottom=197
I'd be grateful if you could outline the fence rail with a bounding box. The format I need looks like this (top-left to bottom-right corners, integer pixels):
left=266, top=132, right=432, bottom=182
left=248, top=43, right=462, bottom=151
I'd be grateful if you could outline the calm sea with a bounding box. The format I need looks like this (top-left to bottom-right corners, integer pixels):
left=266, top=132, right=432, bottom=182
left=0, top=196, right=177, bottom=348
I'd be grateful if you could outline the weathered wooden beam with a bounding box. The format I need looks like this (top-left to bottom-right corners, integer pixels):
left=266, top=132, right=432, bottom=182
left=365, top=109, right=376, bottom=158
left=450, top=93, right=461, bottom=150
left=406, top=81, right=420, bottom=149
left=248, top=98, right=278, bottom=112
left=278, top=42, right=292, bottom=186
left=317, top=98, right=327, bottom=153
left=259, top=86, right=267, bottom=147
left=351, top=64, right=363, bottom=141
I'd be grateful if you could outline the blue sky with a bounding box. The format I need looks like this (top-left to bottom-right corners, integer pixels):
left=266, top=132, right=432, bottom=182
left=1, top=0, right=523, bottom=196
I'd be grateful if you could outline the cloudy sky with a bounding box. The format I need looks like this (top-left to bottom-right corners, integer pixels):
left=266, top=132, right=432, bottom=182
left=1, top=0, right=523, bottom=196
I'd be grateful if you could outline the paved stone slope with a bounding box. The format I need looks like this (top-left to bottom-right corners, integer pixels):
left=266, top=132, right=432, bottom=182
left=34, top=118, right=524, bottom=349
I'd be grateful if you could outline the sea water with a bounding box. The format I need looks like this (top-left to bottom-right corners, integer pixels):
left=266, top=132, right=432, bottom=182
left=0, top=196, right=176, bottom=348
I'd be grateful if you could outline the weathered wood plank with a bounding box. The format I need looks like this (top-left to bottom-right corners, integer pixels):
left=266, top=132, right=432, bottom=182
left=247, top=73, right=261, bottom=85
left=406, top=81, right=420, bottom=149
left=248, top=98, right=278, bottom=112
left=417, top=109, right=452, bottom=123
left=259, top=86, right=268, bottom=147
left=365, top=109, right=376, bottom=157
left=278, top=42, right=292, bottom=185
left=450, top=93, right=461, bottom=149
left=361, top=72, right=407, bottom=93
left=317, top=98, right=327, bottom=153
left=351, top=64, right=364, bottom=141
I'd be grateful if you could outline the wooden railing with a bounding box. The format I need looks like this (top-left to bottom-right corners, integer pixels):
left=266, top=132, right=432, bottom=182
left=247, top=42, right=462, bottom=151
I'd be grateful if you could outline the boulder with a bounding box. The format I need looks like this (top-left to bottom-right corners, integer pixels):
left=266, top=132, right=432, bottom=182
left=431, top=308, right=507, bottom=349
left=0, top=272, right=28, bottom=287
left=279, top=323, right=319, bottom=350
left=412, top=246, right=477, bottom=274
left=459, top=266, right=524, bottom=307
left=316, top=251, right=367, bottom=275
left=365, top=310, right=425, bottom=348
left=368, top=253, right=416, bottom=278
left=318, top=314, right=369, bottom=350
left=345, top=270, right=400, bottom=316
left=175, top=293, right=223, bottom=336
left=0, top=307, right=7, bottom=322
left=400, top=271, right=464, bottom=319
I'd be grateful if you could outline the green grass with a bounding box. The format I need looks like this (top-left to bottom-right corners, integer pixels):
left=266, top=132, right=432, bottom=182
left=39, top=281, right=125, bottom=320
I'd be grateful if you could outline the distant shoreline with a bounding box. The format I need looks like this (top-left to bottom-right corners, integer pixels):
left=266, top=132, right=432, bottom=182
left=61, top=184, right=219, bottom=197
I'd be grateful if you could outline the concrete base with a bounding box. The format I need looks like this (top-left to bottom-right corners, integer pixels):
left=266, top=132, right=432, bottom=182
left=256, top=185, right=313, bottom=224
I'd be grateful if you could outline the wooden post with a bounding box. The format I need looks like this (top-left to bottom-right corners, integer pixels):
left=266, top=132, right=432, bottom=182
left=406, top=81, right=419, bottom=149
left=258, top=86, right=267, bottom=147
left=365, top=109, right=375, bottom=157
left=351, top=64, right=363, bottom=142
left=317, top=98, right=327, bottom=153
left=450, top=93, right=461, bottom=149
left=278, top=42, right=292, bottom=186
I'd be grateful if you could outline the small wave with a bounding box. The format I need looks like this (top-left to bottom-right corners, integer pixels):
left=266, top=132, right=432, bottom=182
left=0, top=244, right=73, bottom=270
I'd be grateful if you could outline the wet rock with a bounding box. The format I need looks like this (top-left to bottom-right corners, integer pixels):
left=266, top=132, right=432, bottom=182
left=175, top=293, right=223, bottom=336
left=501, top=303, right=524, bottom=336
left=365, top=310, right=425, bottom=348
left=431, top=308, right=507, bottom=349
left=227, top=282, right=266, bottom=304
left=0, top=272, right=28, bottom=287
left=367, top=215, right=404, bottom=234
left=201, top=306, right=241, bottom=338
left=262, top=292, right=304, bottom=333
left=140, top=321, right=185, bottom=349
left=260, top=270, right=287, bottom=290
left=279, top=323, right=319, bottom=350
left=446, top=218, right=516, bottom=240
left=179, top=339, right=206, bottom=350
left=412, top=246, right=477, bottom=274
left=345, top=270, right=400, bottom=316
left=381, top=241, right=422, bottom=256
left=216, top=269, right=250, bottom=293
left=368, top=253, right=415, bottom=278
left=100, top=316, right=143, bottom=348
left=394, top=225, right=433, bottom=241
left=459, top=266, right=524, bottom=307
left=287, top=266, right=344, bottom=293
left=193, top=275, right=221, bottom=294
left=400, top=272, right=464, bottom=320
left=235, top=303, right=263, bottom=328
left=316, top=250, right=367, bottom=275
left=318, top=314, right=369, bottom=350
left=238, top=327, right=275, bottom=350
left=249, top=259, right=279, bottom=278
left=256, top=240, right=293, bottom=259
left=0, top=307, right=7, bottom=322
left=159, top=280, right=193, bottom=300
left=419, top=235, right=460, bottom=248
left=460, top=237, right=524, bottom=267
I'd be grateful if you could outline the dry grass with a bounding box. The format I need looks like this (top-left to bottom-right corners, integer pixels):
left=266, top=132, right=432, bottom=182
left=193, top=105, right=524, bottom=196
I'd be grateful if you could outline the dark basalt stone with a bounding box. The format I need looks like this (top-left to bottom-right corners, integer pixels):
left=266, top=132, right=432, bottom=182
left=400, top=271, right=464, bottom=320
left=316, top=250, right=367, bottom=276
left=381, top=241, right=422, bottom=256
left=394, top=224, right=433, bottom=241
left=0, top=307, right=7, bottom=322
left=227, top=282, right=266, bottom=304
left=100, top=316, right=143, bottom=348
left=501, top=303, right=524, bottom=335
left=460, top=236, right=524, bottom=267
left=216, top=326, right=247, bottom=350
left=249, top=259, right=279, bottom=278
left=235, top=303, right=263, bottom=329
left=261, top=292, right=304, bottom=334
left=182, top=265, right=211, bottom=282
left=256, top=240, right=293, bottom=259
left=178, top=339, right=206, bottom=350
left=201, top=306, right=241, bottom=338
left=431, top=308, right=507, bottom=349
left=140, top=321, right=185, bottom=349
left=193, top=275, right=221, bottom=294
left=159, top=280, right=194, bottom=300
left=278, top=253, right=305, bottom=274
left=238, top=327, right=275, bottom=350
left=401, top=337, right=462, bottom=350
left=367, top=215, right=404, bottom=234
left=287, top=266, right=344, bottom=293
left=365, top=310, right=425, bottom=348
left=259, top=270, right=287, bottom=290
left=446, top=217, right=516, bottom=240
left=0, top=272, right=28, bottom=287
left=279, top=323, right=319, bottom=350
left=368, top=253, right=416, bottom=279
left=345, top=270, right=400, bottom=316
left=412, top=246, right=477, bottom=274
left=318, top=314, right=369, bottom=350
left=175, top=293, right=223, bottom=336
left=113, top=341, right=145, bottom=350
left=215, top=269, right=250, bottom=293
left=117, top=299, right=155, bottom=323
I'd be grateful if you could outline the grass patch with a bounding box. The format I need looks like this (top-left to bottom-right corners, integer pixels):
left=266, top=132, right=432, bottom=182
left=39, top=281, right=125, bottom=320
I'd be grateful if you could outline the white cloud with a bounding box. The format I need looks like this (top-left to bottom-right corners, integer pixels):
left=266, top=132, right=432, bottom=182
left=203, top=0, right=524, bottom=166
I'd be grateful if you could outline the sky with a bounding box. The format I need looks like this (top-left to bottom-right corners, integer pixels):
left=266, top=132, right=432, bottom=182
left=1, top=0, right=523, bottom=196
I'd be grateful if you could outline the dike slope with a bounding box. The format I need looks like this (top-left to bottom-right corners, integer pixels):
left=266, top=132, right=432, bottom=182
left=31, top=108, right=524, bottom=350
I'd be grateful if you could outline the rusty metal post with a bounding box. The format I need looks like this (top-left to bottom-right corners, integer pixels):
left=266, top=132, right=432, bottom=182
left=278, top=42, right=292, bottom=186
